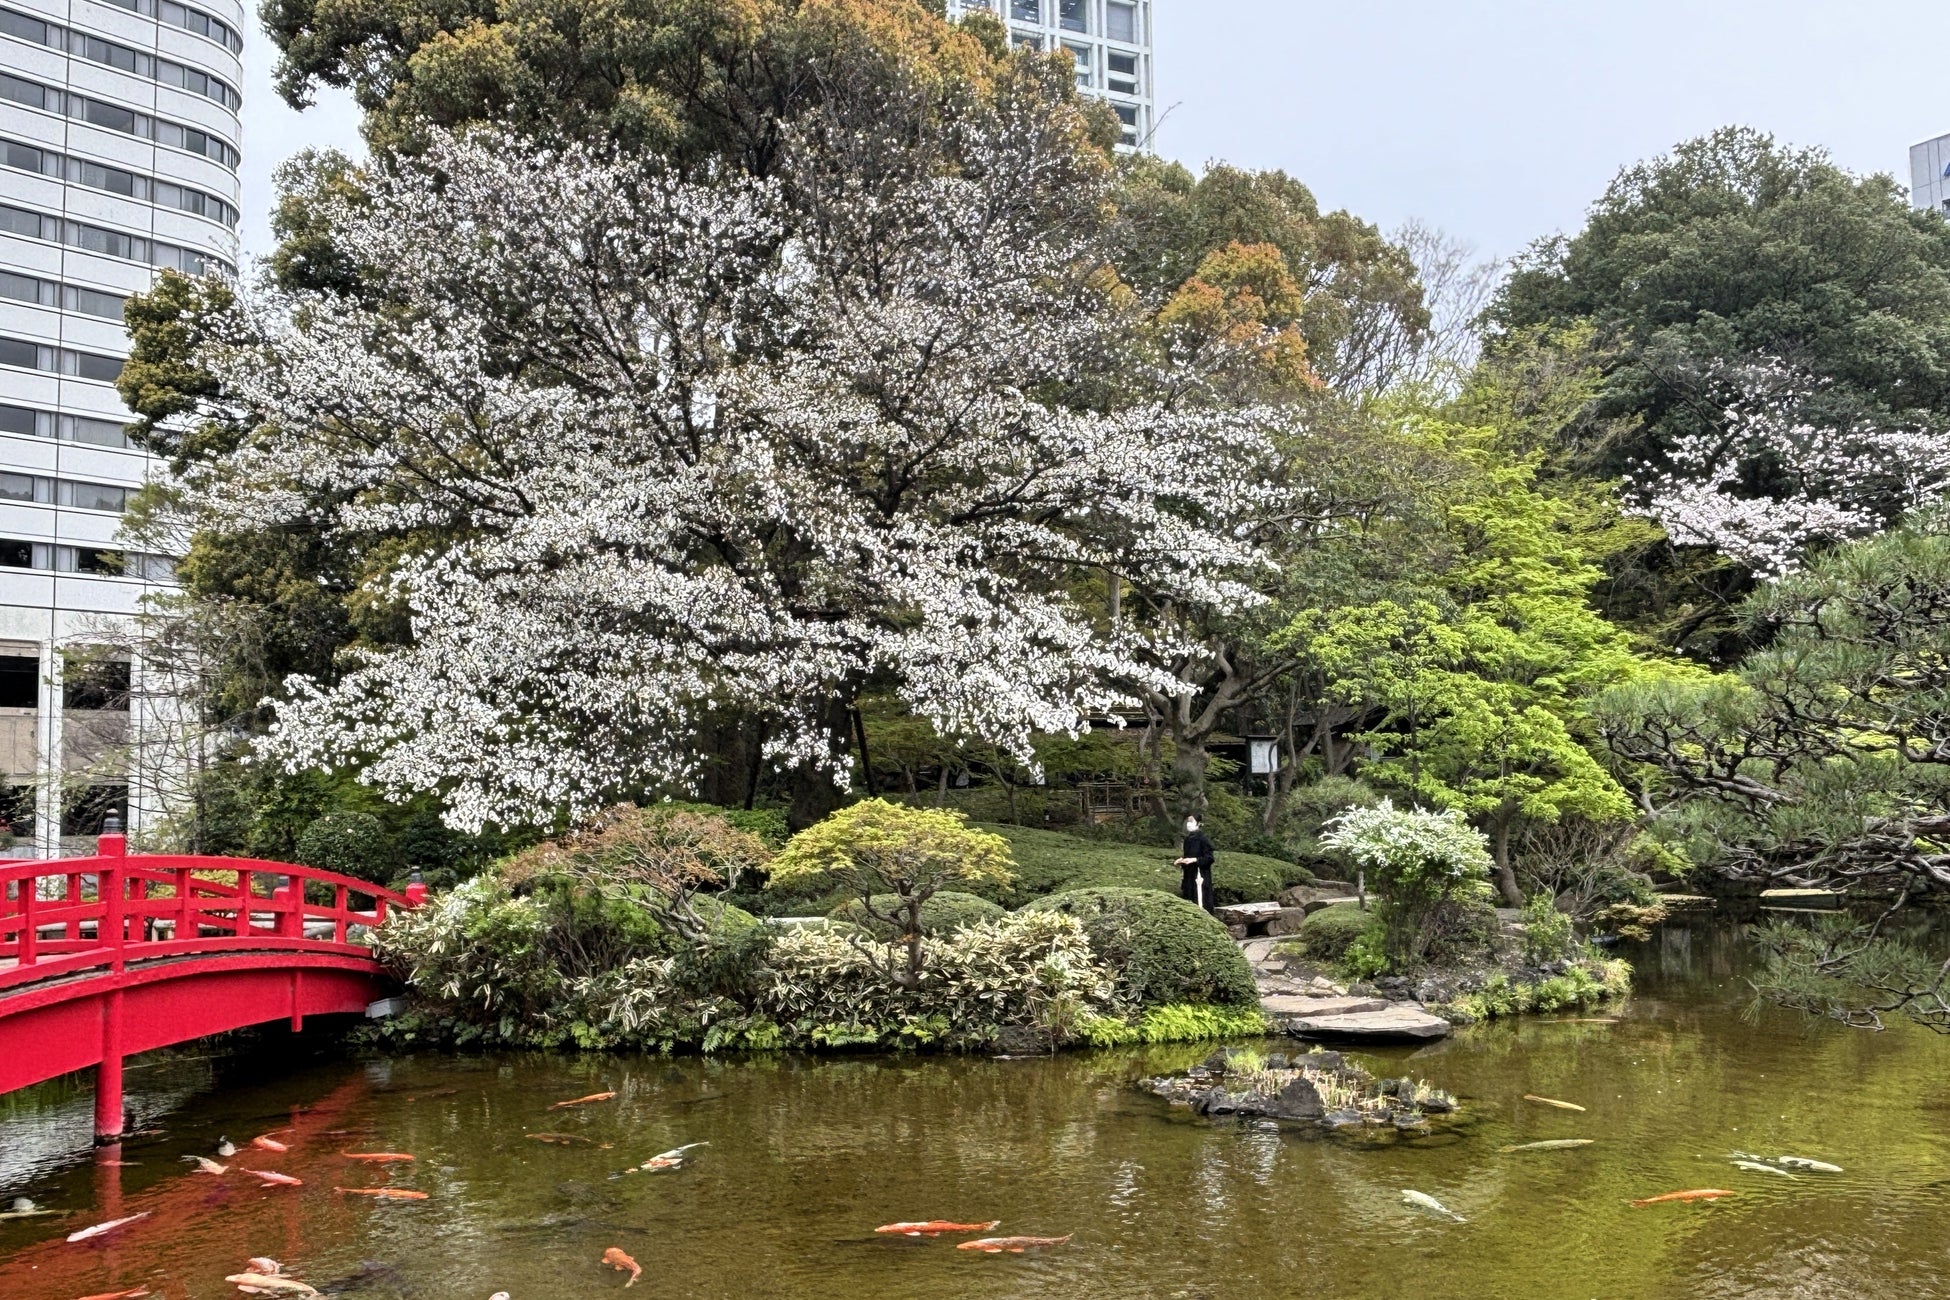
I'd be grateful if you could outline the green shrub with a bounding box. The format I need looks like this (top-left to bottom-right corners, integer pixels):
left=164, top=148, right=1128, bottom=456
left=1340, top=926, right=1388, bottom=981
left=1132, top=1002, right=1271, bottom=1043
left=1322, top=801, right=1496, bottom=968
left=830, top=890, right=1005, bottom=937
left=1024, top=886, right=1258, bottom=1007
left=977, top=824, right=1291, bottom=904
left=754, top=910, right=1117, bottom=1051
left=1295, top=904, right=1372, bottom=961
left=1519, top=892, right=1578, bottom=964
left=296, top=810, right=400, bottom=885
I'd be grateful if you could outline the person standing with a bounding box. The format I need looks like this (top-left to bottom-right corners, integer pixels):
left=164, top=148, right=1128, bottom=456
left=1176, top=815, right=1215, bottom=913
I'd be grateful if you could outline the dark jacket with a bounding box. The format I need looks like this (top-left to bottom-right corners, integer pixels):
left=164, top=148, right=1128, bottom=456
left=1182, top=829, right=1214, bottom=871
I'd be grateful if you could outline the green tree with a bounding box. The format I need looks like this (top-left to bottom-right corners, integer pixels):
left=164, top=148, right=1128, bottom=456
left=1286, top=429, right=1666, bottom=904
left=1601, top=510, right=1950, bottom=898
left=768, top=799, right=1015, bottom=988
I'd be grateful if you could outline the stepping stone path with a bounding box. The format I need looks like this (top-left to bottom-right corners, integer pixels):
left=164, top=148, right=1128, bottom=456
left=1241, top=926, right=1452, bottom=1043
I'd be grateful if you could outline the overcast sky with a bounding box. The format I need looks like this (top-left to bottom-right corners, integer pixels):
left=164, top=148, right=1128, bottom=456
left=239, top=0, right=1950, bottom=264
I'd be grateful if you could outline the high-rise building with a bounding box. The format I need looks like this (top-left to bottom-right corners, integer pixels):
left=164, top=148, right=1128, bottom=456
left=0, top=0, right=239, bottom=853
left=946, top=0, right=1155, bottom=149
left=1910, top=131, right=1950, bottom=215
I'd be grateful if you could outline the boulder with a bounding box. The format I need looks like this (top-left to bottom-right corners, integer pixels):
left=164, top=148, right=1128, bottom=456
left=1260, top=1076, right=1325, bottom=1122
left=1261, top=907, right=1312, bottom=936
left=1277, top=884, right=1360, bottom=911
left=1286, top=1005, right=1452, bottom=1042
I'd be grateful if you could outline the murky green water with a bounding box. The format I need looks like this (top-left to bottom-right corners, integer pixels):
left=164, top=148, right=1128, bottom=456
left=3, top=920, right=1948, bottom=1299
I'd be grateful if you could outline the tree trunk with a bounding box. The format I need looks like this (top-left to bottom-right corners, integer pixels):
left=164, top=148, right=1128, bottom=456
left=1491, top=814, right=1522, bottom=907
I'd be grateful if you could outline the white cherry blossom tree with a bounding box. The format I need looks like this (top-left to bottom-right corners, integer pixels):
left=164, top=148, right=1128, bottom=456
left=184, top=92, right=1285, bottom=831
left=1627, top=356, right=1950, bottom=578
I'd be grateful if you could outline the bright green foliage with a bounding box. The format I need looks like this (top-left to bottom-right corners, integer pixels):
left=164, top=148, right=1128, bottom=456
left=1024, top=887, right=1259, bottom=1007
left=1293, top=903, right=1374, bottom=963
left=1518, top=892, right=1578, bottom=965
left=1286, top=430, right=1670, bottom=904
left=1601, top=512, right=1950, bottom=897
left=1491, top=127, right=1950, bottom=479
left=1340, top=927, right=1389, bottom=982
left=1442, top=958, right=1630, bottom=1023
left=830, top=891, right=1004, bottom=938
left=770, top=800, right=1015, bottom=989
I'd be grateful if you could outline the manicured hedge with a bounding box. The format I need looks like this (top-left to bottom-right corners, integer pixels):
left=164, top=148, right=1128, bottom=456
left=976, top=824, right=1295, bottom=905
left=1025, top=886, right=1259, bottom=1007
left=1293, top=903, right=1373, bottom=961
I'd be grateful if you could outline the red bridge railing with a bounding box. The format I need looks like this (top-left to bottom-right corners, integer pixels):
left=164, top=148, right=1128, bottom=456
left=0, top=834, right=416, bottom=1143
left=0, top=834, right=412, bottom=994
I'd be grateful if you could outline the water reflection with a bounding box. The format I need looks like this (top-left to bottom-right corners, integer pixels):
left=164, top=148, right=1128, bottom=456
left=0, top=919, right=1945, bottom=1299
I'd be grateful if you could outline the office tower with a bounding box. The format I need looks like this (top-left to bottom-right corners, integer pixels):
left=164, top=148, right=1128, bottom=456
left=946, top=0, right=1155, bottom=149
left=0, top=0, right=239, bottom=853
left=1911, top=132, right=1950, bottom=215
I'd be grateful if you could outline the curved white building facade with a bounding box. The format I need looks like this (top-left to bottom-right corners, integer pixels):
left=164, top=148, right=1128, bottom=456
left=0, top=0, right=239, bottom=853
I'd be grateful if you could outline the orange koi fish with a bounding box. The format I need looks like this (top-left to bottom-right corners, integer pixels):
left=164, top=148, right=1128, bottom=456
left=550, top=1090, right=617, bottom=1110
left=341, top=1152, right=415, bottom=1163
left=958, top=1234, right=1073, bottom=1253
left=602, top=1246, right=642, bottom=1287
left=66, top=1212, right=150, bottom=1242
left=875, top=1219, right=1002, bottom=1236
left=188, top=1156, right=229, bottom=1175
left=333, top=1186, right=429, bottom=1200
left=1632, top=1188, right=1735, bottom=1208
left=251, top=1135, right=290, bottom=1153
left=243, top=1169, right=303, bottom=1187
left=245, top=1258, right=284, bottom=1275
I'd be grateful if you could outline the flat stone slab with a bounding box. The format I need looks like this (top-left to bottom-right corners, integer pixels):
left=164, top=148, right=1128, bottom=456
left=1260, top=994, right=1388, bottom=1018
left=1215, top=901, right=1284, bottom=927
left=1286, top=1006, right=1452, bottom=1041
left=1759, top=888, right=1844, bottom=909
left=1661, top=895, right=1715, bottom=910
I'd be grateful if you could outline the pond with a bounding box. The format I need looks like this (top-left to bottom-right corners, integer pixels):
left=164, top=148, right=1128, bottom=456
left=2, top=919, right=1947, bottom=1299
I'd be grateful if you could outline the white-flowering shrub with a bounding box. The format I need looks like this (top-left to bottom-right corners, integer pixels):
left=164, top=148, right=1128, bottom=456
left=755, top=909, right=1119, bottom=1050
left=1321, top=800, right=1496, bottom=968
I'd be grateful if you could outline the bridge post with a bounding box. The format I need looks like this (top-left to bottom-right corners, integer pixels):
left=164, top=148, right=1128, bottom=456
left=94, top=832, right=127, bottom=1144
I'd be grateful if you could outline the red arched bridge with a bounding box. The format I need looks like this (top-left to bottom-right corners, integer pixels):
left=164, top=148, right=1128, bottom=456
left=0, top=834, right=415, bottom=1142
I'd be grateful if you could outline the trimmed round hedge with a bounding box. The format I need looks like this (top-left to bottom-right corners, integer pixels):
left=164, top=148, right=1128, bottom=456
left=1024, top=886, right=1258, bottom=1007
left=1294, top=903, right=1373, bottom=961
left=828, top=890, right=1006, bottom=938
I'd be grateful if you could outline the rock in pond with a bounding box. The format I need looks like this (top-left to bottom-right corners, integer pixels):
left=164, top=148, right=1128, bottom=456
left=1287, top=1005, right=1452, bottom=1041
left=1145, top=1047, right=1457, bottom=1133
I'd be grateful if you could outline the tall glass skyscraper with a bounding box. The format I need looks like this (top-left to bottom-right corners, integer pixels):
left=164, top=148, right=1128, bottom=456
left=947, top=0, right=1154, bottom=149
left=0, top=0, right=239, bottom=853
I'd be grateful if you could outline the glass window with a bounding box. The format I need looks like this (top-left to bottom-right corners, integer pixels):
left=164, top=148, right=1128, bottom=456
left=0, top=540, right=31, bottom=568
left=62, top=286, right=126, bottom=319
left=1013, top=32, right=1042, bottom=49
left=0, top=271, right=49, bottom=307
left=0, top=204, right=44, bottom=238
left=0, top=8, right=49, bottom=44
left=0, top=339, right=36, bottom=368
left=0, top=474, right=30, bottom=501
left=76, top=160, right=138, bottom=196
left=61, top=415, right=130, bottom=448
left=62, top=481, right=126, bottom=512
left=0, top=73, right=47, bottom=111
left=0, top=405, right=35, bottom=437
left=1010, top=0, right=1039, bottom=20
left=0, top=654, right=36, bottom=709
left=82, top=99, right=139, bottom=134
left=1113, top=101, right=1138, bottom=144
left=1064, top=42, right=1092, bottom=86
left=1058, top=0, right=1086, bottom=31
left=1106, top=0, right=1136, bottom=42
left=72, top=352, right=123, bottom=383
left=2, top=140, right=47, bottom=172
left=1108, top=50, right=1138, bottom=93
